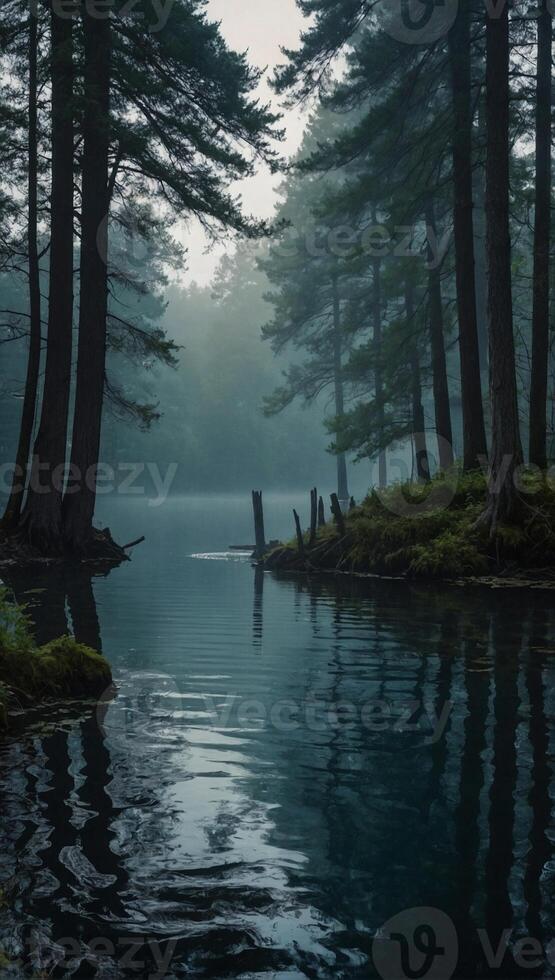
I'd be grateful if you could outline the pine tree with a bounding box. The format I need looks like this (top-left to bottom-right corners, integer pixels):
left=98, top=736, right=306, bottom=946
left=6, top=0, right=279, bottom=554
left=61, top=0, right=111, bottom=553
left=22, top=0, right=75, bottom=551
left=260, top=227, right=353, bottom=500
left=528, top=0, right=552, bottom=469
left=2, top=9, right=42, bottom=527
left=425, top=199, right=454, bottom=471
left=483, top=0, right=523, bottom=528
left=448, top=0, right=487, bottom=469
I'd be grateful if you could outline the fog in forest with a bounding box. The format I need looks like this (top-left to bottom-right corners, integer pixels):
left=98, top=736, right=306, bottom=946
left=1, top=0, right=555, bottom=976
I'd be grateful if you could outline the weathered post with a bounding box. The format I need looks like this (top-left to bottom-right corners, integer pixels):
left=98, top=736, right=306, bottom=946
left=318, top=496, right=326, bottom=528
left=349, top=496, right=356, bottom=511
left=309, top=487, right=317, bottom=545
left=252, top=490, right=266, bottom=558
left=293, top=509, right=305, bottom=555
left=330, top=493, right=346, bottom=536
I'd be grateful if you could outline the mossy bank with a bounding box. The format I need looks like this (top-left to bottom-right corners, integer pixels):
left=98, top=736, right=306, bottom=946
left=264, top=472, right=555, bottom=585
left=0, top=590, right=112, bottom=733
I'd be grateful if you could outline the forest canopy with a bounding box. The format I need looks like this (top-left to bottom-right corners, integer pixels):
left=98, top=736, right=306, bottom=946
left=0, top=0, right=554, bottom=554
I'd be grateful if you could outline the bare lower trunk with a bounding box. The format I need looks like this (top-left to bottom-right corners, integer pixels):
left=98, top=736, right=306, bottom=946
left=22, top=3, right=74, bottom=551
left=426, top=201, right=454, bottom=471
left=332, top=274, right=349, bottom=501
left=529, top=0, right=552, bottom=469
left=372, top=255, right=387, bottom=488
left=405, top=281, right=430, bottom=483
left=448, top=0, right=487, bottom=470
left=484, top=0, right=522, bottom=527
left=3, top=14, right=42, bottom=528
left=63, top=5, right=111, bottom=553
left=473, top=97, right=489, bottom=378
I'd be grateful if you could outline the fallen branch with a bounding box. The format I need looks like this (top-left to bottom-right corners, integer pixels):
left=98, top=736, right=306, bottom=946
left=123, top=535, right=146, bottom=550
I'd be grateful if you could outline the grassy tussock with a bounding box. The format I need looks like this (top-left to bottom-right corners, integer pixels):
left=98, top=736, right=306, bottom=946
left=266, top=471, right=555, bottom=580
left=0, top=590, right=111, bottom=732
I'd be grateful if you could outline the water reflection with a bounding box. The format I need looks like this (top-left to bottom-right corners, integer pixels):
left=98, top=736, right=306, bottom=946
left=2, top=564, right=105, bottom=650
left=252, top=565, right=264, bottom=651
left=0, top=555, right=554, bottom=978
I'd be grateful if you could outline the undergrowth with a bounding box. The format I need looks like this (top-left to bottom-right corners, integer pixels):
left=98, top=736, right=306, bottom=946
left=267, top=470, right=555, bottom=579
left=0, top=589, right=111, bottom=732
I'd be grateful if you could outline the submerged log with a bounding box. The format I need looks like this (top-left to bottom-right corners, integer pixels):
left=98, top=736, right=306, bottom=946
left=123, top=535, right=145, bottom=550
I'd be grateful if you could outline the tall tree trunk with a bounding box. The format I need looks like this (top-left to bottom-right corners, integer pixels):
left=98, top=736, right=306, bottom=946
left=372, top=255, right=387, bottom=488
left=448, top=0, right=488, bottom=470
left=473, top=174, right=489, bottom=377
left=425, top=200, right=454, bottom=471
left=473, top=95, right=489, bottom=378
left=484, top=0, right=522, bottom=526
left=405, top=280, right=430, bottom=483
left=22, top=3, right=74, bottom=551
left=63, top=3, right=111, bottom=552
left=332, top=274, right=349, bottom=501
left=529, top=0, right=552, bottom=470
left=3, top=13, right=42, bottom=528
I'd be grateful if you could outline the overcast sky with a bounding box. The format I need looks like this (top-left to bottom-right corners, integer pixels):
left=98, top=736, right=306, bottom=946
left=177, top=0, right=308, bottom=285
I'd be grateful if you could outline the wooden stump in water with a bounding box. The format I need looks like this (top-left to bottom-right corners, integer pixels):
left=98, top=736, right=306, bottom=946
left=309, top=488, right=317, bottom=545
left=252, top=490, right=266, bottom=558
left=293, top=509, right=305, bottom=556
left=318, top=496, right=326, bottom=528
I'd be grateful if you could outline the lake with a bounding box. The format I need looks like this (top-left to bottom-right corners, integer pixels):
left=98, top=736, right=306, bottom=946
left=0, top=494, right=554, bottom=978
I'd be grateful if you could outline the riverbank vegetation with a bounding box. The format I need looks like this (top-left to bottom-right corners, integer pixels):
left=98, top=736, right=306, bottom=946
left=264, top=473, right=555, bottom=583
left=0, top=591, right=111, bottom=732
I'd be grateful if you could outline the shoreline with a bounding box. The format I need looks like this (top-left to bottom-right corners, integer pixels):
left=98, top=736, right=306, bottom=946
left=0, top=525, right=131, bottom=571
left=0, top=593, right=112, bottom=734
left=262, top=472, right=555, bottom=589
left=265, top=564, right=555, bottom=591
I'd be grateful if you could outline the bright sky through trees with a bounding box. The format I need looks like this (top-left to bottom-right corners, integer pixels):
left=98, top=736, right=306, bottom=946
left=180, top=0, right=306, bottom=284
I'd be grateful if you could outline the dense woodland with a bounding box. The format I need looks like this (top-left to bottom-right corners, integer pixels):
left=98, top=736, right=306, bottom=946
left=0, top=0, right=553, bottom=556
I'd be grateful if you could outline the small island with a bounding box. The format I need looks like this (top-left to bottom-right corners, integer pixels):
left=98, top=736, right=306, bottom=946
left=263, top=473, right=555, bottom=586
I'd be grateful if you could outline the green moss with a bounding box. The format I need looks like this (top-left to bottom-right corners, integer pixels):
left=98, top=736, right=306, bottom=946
left=0, top=590, right=111, bottom=733
left=32, top=636, right=111, bottom=698
left=266, top=470, right=555, bottom=580
left=409, top=532, right=489, bottom=577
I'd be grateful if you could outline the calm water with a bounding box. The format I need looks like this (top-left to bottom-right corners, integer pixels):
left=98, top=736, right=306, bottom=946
left=0, top=495, right=554, bottom=978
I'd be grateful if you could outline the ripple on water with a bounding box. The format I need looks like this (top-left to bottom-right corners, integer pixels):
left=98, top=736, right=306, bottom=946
left=1, top=497, right=554, bottom=977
